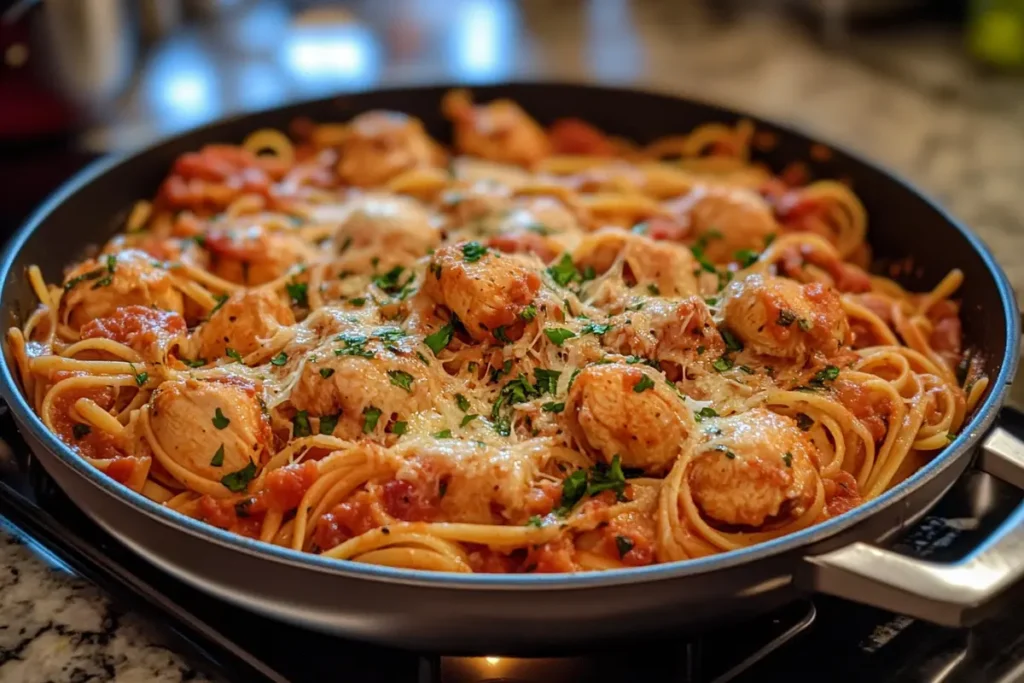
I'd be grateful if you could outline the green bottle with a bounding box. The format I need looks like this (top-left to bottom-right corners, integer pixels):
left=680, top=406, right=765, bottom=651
left=969, top=0, right=1024, bottom=67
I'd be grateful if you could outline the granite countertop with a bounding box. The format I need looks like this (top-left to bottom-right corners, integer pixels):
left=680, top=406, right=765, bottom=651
left=3, top=3, right=1024, bottom=681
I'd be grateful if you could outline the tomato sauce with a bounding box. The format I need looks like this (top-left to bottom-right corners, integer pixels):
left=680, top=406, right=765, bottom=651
left=312, top=491, right=380, bottom=551
left=262, top=460, right=320, bottom=512
left=547, top=118, right=617, bottom=156
left=81, top=306, right=185, bottom=355
left=824, top=471, right=862, bottom=517
left=834, top=379, right=890, bottom=443
left=524, top=536, right=577, bottom=573
left=49, top=375, right=122, bottom=461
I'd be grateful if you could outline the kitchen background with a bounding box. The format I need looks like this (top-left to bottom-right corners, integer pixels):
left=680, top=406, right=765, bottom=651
left=2, top=0, right=1024, bottom=680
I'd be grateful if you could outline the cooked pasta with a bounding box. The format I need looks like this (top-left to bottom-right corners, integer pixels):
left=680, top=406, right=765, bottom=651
left=7, top=89, right=987, bottom=573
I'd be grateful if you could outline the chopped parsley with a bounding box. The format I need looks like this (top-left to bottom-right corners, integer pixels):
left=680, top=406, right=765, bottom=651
left=738, top=365, right=755, bottom=374
left=696, top=345, right=706, bottom=356
left=270, top=352, right=288, bottom=366
left=735, top=249, right=760, bottom=268
left=776, top=309, right=796, bottom=327
left=782, top=452, right=793, bottom=468
left=715, top=445, right=737, bottom=459
left=586, top=455, right=627, bottom=499
left=372, top=265, right=416, bottom=299
left=615, top=535, right=635, bottom=558
left=461, top=241, right=488, bottom=262
left=388, top=370, right=415, bottom=392
left=424, top=322, right=455, bottom=355
left=580, top=322, right=612, bottom=336
left=461, top=414, right=479, bottom=427
left=210, top=445, right=225, bottom=467
left=527, top=515, right=543, bottom=528
left=712, top=357, right=733, bottom=372
left=225, top=348, right=244, bottom=364
left=547, top=253, right=581, bottom=287
left=810, top=365, right=841, bottom=387
left=335, top=333, right=374, bottom=358
left=362, top=406, right=382, bottom=433
left=647, top=283, right=660, bottom=296
left=534, top=368, right=561, bottom=395
left=286, top=281, right=309, bottom=308
left=456, top=394, right=471, bottom=412
left=798, top=318, right=813, bottom=332
left=209, top=293, right=230, bottom=316
left=127, top=362, right=148, bottom=387
left=390, top=420, right=408, bottom=436
left=221, top=459, right=257, bottom=493
left=494, top=326, right=512, bottom=344
left=349, top=297, right=366, bottom=307
left=319, top=414, right=339, bottom=435
left=542, top=402, right=565, bottom=413
left=519, top=304, right=537, bottom=322
left=63, top=267, right=106, bottom=292
left=292, top=410, right=312, bottom=437
left=720, top=328, right=744, bottom=353
left=556, top=470, right=588, bottom=514
left=433, top=429, right=453, bottom=438
left=689, top=245, right=718, bottom=274
left=212, top=408, right=230, bottom=430
left=633, top=375, right=655, bottom=393
left=320, top=367, right=335, bottom=379
left=694, top=407, right=719, bottom=422
left=72, top=423, right=91, bottom=439
left=544, top=327, right=576, bottom=346
left=184, top=358, right=207, bottom=368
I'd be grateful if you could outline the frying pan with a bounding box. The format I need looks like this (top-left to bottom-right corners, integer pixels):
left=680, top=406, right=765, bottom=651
left=1, top=83, right=1023, bottom=655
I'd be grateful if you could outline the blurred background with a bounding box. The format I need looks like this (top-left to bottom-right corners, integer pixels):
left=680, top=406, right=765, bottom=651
left=2, top=0, right=1024, bottom=290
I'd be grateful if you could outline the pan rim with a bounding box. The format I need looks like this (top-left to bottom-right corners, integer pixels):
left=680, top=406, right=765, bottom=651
left=1, top=81, right=1018, bottom=590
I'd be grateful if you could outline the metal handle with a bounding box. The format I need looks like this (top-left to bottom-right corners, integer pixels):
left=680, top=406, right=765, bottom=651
left=801, top=426, right=1024, bottom=627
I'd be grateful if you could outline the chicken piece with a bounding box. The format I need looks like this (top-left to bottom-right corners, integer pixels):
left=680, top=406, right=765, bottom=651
left=605, top=297, right=724, bottom=372
left=392, top=440, right=541, bottom=524
left=667, top=185, right=777, bottom=263
left=334, top=193, right=439, bottom=270
left=722, top=273, right=849, bottom=361
left=689, top=408, right=818, bottom=527
left=336, top=111, right=444, bottom=187
left=289, top=338, right=433, bottom=439
left=60, top=250, right=184, bottom=332
left=149, top=378, right=272, bottom=491
left=563, top=363, right=695, bottom=475
left=192, top=289, right=295, bottom=361
left=572, top=228, right=698, bottom=298
left=421, top=242, right=541, bottom=344
left=80, top=306, right=187, bottom=363
left=442, top=89, right=551, bottom=167
left=204, top=225, right=314, bottom=286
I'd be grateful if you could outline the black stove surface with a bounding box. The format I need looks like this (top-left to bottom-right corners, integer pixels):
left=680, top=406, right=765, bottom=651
left=3, top=407, right=1024, bottom=683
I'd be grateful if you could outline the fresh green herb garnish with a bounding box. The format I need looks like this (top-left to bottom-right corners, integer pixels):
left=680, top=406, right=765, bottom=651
left=210, top=445, right=225, bottom=467
left=527, top=515, right=543, bottom=528
left=286, top=281, right=309, bottom=307
left=390, top=421, right=408, bottom=436
left=542, top=402, right=565, bottom=413
left=534, top=368, right=561, bottom=395
left=293, top=410, right=312, bottom=437
left=580, top=322, right=612, bottom=336
left=320, top=367, right=335, bottom=379
left=72, top=423, right=91, bottom=439
left=456, top=394, right=471, bottom=412
left=270, top=352, right=288, bottom=366
left=735, top=249, right=760, bottom=268
left=720, top=328, right=744, bottom=353
left=461, top=241, right=488, bottom=263
left=712, top=357, right=733, bottom=372
left=425, top=322, right=455, bottom=355
left=362, top=406, right=382, bottom=433
left=226, top=348, right=244, bottom=364
left=334, top=333, right=374, bottom=358
left=647, top=283, right=660, bottom=296
left=319, top=414, right=339, bottom=435
left=494, top=326, right=512, bottom=344
left=694, top=407, right=719, bottom=422
left=461, top=414, right=478, bottom=427
left=547, top=253, right=581, bottom=288
left=615, top=535, right=635, bottom=558
left=209, top=293, right=229, bottom=316
left=520, top=304, right=537, bottom=322
left=388, top=370, right=415, bottom=392
left=220, top=459, right=257, bottom=493
left=782, top=452, right=793, bottom=468
left=633, top=375, right=655, bottom=393
left=433, top=429, right=453, bottom=438
left=776, top=309, right=796, bottom=327
left=212, top=408, right=230, bottom=430
left=544, top=327, right=576, bottom=346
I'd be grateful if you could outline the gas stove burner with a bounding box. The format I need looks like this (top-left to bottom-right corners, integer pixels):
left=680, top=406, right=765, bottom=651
left=434, top=602, right=815, bottom=683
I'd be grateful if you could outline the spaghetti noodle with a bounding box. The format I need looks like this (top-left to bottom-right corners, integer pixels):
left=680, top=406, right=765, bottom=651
left=6, top=89, right=986, bottom=574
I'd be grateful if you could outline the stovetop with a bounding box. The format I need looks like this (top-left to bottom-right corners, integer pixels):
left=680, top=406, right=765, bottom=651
left=3, top=404, right=1024, bottom=683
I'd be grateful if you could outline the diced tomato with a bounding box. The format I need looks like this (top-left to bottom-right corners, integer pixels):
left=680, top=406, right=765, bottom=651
left=50, top=377, right=122, bottom=460
left=600, top=515, right=656, bottom=567
left=263, top=460, right=319, bottom=511
left=467, top=546, right=520, bottom=573
left=199, top=495, right=237, bottom=529
left=81, top=305, right=186, bottom=352
left=522, top=480, right=561, bottom=518
left=643, top=216, right=689, bottom=242
left=524, top=537, right=577, bottom=573
left=824, top=471, right=861, bottom=518
left=312, top=491, right=379, bottom=551
left=381, top=478, right=442, bottom=522
left=548, top=118, right=616, bottom=156
left=834, top=378, right=890, bottom=442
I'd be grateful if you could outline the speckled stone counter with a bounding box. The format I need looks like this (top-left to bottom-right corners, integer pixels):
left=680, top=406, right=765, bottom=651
left=3, top=4, right=1024, bottom=681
